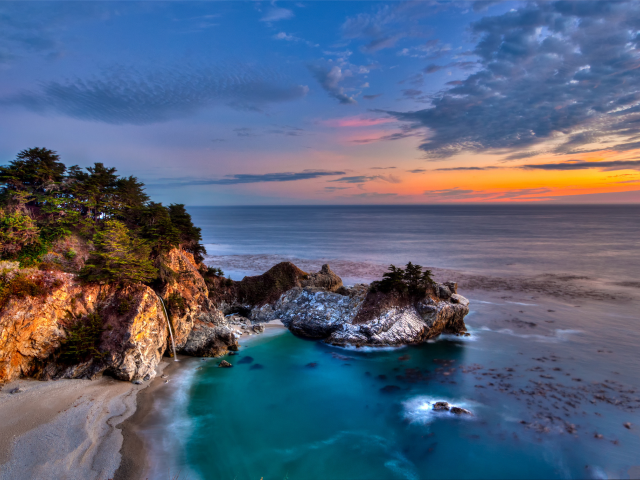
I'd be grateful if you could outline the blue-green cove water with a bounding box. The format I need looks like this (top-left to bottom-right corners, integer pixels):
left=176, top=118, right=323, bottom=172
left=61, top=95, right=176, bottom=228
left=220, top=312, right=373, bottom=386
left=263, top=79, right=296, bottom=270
left=141, top=206, right=640, bottom=479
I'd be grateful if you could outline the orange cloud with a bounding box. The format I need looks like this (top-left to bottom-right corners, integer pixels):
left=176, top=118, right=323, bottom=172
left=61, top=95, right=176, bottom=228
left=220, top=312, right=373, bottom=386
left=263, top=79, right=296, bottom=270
left=321, top=116, right=395, bottom=128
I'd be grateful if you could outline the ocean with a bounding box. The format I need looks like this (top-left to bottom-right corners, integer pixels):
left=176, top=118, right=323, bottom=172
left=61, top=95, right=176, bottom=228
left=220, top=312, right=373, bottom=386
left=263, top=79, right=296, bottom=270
left=141, top=205, right=640, bottom=480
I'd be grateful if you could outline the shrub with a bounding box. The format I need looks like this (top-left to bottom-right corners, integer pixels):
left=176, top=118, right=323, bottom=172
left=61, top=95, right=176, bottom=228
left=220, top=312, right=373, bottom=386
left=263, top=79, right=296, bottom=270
left=80, top=220, right=157, bottom=284
left=0, top=272, right=51, bottom=310
left=370, top=262, right=434, bottom=298
left=59, top=312, right=105, bottom=363
left=166, top=292, right=186, bottom=317
left=0, top=208, right=40, bottom=258
left=64, top=248, right=77, bottom=260
left=117, top=294, right=134, bottom=315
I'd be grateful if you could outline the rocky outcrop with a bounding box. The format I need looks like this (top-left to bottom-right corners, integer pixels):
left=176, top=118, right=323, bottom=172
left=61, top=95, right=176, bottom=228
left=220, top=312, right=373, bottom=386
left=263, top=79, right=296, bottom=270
left=0, top=270, right=168, bottom=384
left=160, top=249, right=211, bottom=349
left=247, top=266, right=469, bottom=347
left=181, top=321, right=238, bottom=357
left=301, top=264, right=343, bottom=292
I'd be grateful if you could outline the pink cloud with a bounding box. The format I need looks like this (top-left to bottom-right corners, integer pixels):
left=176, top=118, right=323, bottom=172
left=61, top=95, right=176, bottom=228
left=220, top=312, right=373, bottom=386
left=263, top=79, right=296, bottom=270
left=321, top=116, right=395, bottom=128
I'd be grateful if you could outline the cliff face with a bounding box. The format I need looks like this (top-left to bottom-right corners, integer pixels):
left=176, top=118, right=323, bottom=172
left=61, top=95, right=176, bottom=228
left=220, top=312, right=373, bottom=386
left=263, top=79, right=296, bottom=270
left=0, top=248, right=238, bottom=385
left=160, top=249, right=210, bottom=349
left=0, top=270, right=167, bottom=384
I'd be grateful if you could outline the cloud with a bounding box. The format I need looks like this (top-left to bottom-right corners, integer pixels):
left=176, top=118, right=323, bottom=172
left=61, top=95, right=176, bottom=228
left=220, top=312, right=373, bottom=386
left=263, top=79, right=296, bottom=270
left=274, top=32, right=296, bottom=41
left=363, top=94, right=383, bottom=100
left=341, top=3, right=439, bottom=54
left=382, top=1, right=640, bottom=158
left=156, top=170, right=346, bottom=187
left=323, top=186, right=351, bottom=192
left=397, top=39, right=452, bottom=59
left=521, top=160, right=640, bottom=171
left=330, top=174, right=400, bottom=184
left=261, top=7, right=294, bottom=22
left=3, top=64, right=309, bottom=124
left=370, top=166, right=396, bottom=170
left=408, top=169, right=427, bottom=173
left=341, top=192, right=399, bottom=199
left=503, top=151, right=541, bottom=161
left=308, top=64, right=356, bottom=105
left=350, top=127, right=420, bottom=144
left=322, top=116, right=394, bottom=127
left=423, top=187, right=552, bottom=201
left=433, top=166, right=498, bottom=171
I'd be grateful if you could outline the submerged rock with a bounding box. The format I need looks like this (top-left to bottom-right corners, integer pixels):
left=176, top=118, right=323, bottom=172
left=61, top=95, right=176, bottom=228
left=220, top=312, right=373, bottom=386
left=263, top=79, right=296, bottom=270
left=450, top=406, right=473, bottom=416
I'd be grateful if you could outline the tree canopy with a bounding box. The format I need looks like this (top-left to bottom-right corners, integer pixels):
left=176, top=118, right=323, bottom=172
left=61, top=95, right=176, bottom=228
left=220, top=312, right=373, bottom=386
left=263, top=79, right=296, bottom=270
left=0, top=147, right=207, bottom=282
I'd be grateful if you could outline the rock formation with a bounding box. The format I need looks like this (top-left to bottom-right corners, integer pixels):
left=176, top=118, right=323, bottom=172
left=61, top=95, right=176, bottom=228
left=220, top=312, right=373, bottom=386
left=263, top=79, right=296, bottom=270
left=243, top=266, right=469, bottom=347
left=0, top=248, right=238, bottom=385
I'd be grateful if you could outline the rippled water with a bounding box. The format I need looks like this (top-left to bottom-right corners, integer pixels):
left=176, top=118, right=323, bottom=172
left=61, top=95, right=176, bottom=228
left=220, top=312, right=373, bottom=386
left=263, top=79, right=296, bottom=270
left=143, top=206, right=640, bottom=479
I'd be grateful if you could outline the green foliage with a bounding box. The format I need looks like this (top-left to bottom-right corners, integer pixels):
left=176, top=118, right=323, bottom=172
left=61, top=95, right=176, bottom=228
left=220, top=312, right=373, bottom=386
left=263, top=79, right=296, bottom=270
left=1, top=148, right=207, bottom=286
left=80, top=220, right=157, bottom=284
left=117, top=294, right=134, bottom=315
left=207, top=266, right=224, bottom=277
left=0, top=208, right=40, bottom=257
left=59, top=312, right=106, bottom=363
left=166, top=292, right=186, bottom=317
left=371, top=262, right=434, bottom=297
left=64, top=248, right=77, bottom=260
left=0, top=272, right=57, bottom=311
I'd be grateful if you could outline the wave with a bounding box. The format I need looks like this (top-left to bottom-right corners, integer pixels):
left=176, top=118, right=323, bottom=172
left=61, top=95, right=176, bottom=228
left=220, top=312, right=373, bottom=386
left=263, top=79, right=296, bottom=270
left=478, top=326, right=582, bottom=343
left=403, top=396, right=478, bottom=425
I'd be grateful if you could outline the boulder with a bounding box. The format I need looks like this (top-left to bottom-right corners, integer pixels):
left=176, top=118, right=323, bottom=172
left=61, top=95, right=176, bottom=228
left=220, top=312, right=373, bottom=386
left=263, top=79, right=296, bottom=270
left=252, top=324, right=265, bottom=334
left=302, top=264, right=343, bottom=292
left=450, top=406, right=473, bottom=415
left=0, top=271, right=168, bottom=384
left=433, top=401, right=451, bottom=411
left=181, top=321, right=239, bottom=357
left=218, top=360, right=232, bottom=368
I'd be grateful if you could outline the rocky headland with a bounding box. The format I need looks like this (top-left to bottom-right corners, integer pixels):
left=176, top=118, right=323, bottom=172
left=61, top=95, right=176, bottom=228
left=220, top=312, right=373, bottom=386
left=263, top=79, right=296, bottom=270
left=0, top=255, right=469, bottom=386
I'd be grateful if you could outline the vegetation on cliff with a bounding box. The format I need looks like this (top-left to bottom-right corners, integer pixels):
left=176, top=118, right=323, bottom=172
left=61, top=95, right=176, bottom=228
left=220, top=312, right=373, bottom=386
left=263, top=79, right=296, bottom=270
left=0, top=147, right=206, bottom=283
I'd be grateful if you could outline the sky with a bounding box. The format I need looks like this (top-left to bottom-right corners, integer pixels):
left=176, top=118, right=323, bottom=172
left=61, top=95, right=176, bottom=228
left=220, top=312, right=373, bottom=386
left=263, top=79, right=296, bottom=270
left=2, top=1, right=640, bottom=205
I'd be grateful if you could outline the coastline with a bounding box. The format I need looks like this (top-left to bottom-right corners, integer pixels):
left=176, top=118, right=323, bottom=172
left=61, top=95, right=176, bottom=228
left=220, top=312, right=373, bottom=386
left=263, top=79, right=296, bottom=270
left=1, top=255, right=638, bottom=479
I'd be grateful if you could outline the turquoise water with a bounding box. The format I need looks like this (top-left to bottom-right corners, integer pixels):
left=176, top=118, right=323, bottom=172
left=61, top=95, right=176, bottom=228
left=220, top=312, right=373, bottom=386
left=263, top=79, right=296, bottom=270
left=151, top=302, right=639, bottom=479
left=142, top=206, right=640, bottom=479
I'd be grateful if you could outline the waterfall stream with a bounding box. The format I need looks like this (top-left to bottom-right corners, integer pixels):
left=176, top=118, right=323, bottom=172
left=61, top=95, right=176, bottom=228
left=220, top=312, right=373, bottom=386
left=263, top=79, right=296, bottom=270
left=157, top=295, right=178, bottom=362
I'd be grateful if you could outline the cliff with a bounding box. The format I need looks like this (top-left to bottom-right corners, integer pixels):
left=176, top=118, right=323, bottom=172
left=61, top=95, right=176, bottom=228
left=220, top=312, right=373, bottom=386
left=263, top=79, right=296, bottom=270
left=0, top=249, right=238, bottom=385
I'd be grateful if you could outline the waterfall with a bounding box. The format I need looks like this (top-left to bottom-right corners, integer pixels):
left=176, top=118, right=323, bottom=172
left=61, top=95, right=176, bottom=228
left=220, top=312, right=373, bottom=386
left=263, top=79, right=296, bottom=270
left=156, top=294, right=178, bottom=362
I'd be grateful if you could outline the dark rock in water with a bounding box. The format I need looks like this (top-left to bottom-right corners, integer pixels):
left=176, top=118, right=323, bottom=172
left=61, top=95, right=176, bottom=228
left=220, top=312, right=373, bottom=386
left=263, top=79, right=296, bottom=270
left=228, top=351, right=238, bottom=356
left=624, top=422, right=632, bottom=429
left=380, top=385, right=401, bottom=393
left=9, top=387, right=21, bottom=394
left=377, top=374, right=387, bottom=380
left=250, top=363, right=264, bottom=370
left=228, top=344, right=239, bottom=352
left=182, top=321, right=239, bottom=357
left=218, top=360, right=232, bottom=368
left=238, top=356, right=254, bottom=364
left=132, top=379, right=143, bottom=385
left=450, top=406, right=473, bottom=416
left=398, top=355, right=410, bottom=361
left=252, top=324, right=265, bottom=334
left=433, top=401, right=451, bottom=411
left=305, top=362, right=318, bottom=368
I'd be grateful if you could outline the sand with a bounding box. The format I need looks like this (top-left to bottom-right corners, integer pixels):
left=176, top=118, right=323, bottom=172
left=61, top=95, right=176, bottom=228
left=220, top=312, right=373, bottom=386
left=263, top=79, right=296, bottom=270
left=0, top=362, right=168, bottom=480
